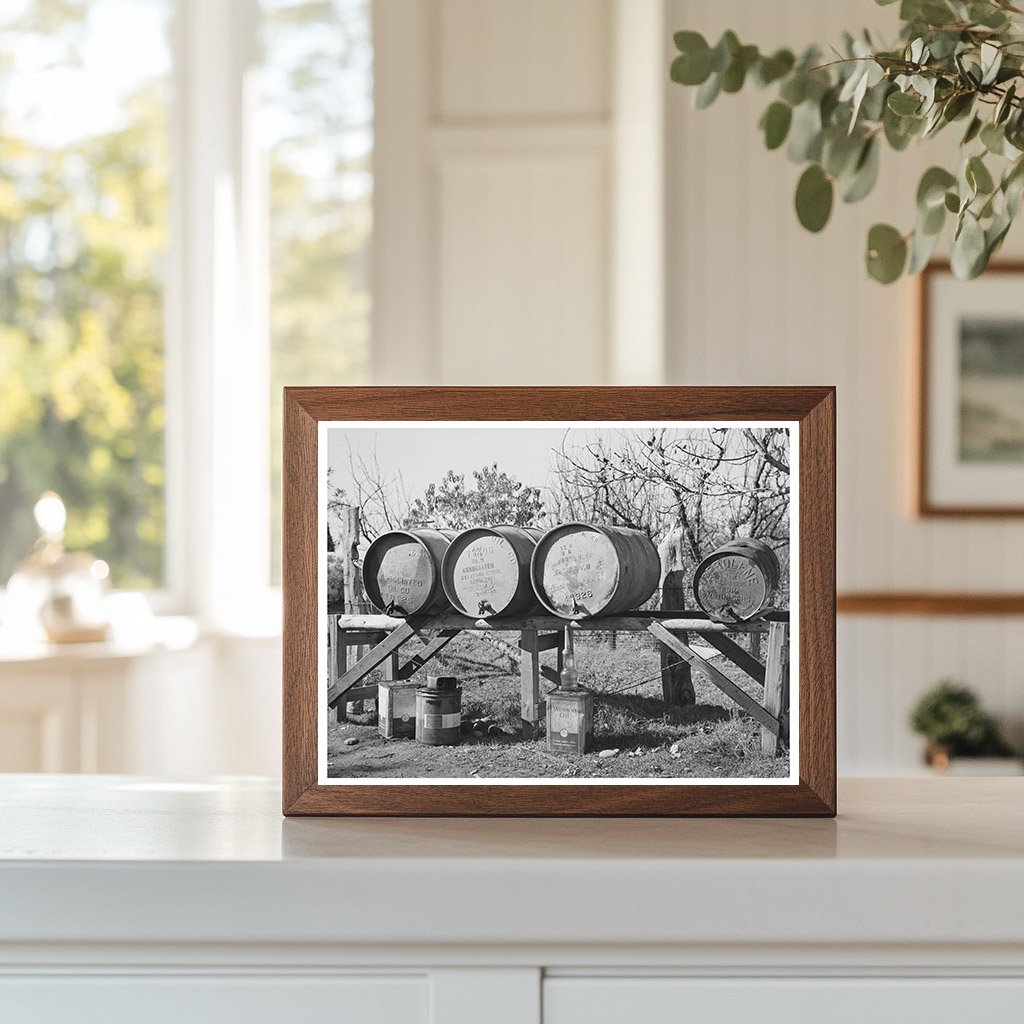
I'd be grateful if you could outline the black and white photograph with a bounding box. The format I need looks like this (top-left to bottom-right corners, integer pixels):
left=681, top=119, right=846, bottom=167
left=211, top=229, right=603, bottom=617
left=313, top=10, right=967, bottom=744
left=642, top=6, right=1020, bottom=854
left=319, top=421, right=797, bottom=784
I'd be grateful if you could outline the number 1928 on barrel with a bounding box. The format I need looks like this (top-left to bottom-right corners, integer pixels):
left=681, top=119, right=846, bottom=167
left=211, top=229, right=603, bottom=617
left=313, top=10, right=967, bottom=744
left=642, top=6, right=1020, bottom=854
left=282, top=387, right=836, bottom=817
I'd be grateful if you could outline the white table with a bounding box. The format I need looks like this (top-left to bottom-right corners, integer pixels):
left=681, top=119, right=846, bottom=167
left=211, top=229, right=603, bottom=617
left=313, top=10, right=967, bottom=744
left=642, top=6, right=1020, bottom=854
left=1, top=775, right=1023, bottom=1022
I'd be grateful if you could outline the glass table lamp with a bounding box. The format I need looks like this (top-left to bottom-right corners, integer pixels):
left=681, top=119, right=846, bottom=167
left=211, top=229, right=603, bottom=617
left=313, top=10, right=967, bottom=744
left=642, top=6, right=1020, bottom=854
left=6, top=493, right=111, bottom=644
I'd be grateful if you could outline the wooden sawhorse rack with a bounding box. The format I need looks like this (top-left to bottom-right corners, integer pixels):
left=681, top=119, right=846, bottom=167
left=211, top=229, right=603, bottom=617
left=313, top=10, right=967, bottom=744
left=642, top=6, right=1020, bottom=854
left=326, top=610, right=790, bottom=754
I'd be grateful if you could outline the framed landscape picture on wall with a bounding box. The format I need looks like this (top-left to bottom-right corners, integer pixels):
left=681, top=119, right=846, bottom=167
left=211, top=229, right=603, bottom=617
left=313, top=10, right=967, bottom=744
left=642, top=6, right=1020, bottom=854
left=282, top=387, right=836, bottom=817
left=918, top=262, right=1024, bottom=516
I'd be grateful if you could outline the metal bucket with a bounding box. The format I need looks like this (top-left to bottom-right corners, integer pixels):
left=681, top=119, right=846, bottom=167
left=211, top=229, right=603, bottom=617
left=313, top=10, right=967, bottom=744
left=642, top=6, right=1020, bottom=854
left=441, top=525, right=544, bottom=618
left=415, top=676, right=462, bottom=746
left=361, top=529, right=457, bottom=617
left=530, top=523, right=661, bottom=619
left=692, top=537, right=781, bottom=622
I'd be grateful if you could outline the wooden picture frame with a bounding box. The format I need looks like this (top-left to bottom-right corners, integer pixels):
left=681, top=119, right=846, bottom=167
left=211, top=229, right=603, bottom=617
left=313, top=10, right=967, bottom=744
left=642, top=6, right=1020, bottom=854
left=283, top=387, right=836, bottom=816
left=916, top=260, right=1024, bottom=517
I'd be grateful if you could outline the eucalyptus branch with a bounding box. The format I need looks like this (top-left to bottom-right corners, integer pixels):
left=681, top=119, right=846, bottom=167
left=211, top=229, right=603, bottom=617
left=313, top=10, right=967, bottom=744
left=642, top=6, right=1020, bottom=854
left=670, top=0, right=1024, bottom=282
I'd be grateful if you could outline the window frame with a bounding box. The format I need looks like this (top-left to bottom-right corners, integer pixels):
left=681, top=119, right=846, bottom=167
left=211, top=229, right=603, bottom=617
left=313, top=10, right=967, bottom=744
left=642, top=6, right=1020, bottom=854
left=165, top=0, right=279, bottom=632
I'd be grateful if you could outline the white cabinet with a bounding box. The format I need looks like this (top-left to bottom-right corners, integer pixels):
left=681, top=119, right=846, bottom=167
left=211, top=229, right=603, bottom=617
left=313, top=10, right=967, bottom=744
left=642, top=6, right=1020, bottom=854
left=544, top=977, right=1024, bottom=1023
left=0, top=975, right=428, bottom=1024
left=2, top=777, right=1023, bottom=1023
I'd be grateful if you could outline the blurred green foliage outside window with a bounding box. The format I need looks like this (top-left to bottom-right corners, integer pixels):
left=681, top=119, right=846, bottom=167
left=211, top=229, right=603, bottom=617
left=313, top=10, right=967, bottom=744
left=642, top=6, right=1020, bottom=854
left=0, top=0, right=372, bottom=592
left=264, top=0, right=372, bottom=582
left=0, top=0, right=171, bottom=589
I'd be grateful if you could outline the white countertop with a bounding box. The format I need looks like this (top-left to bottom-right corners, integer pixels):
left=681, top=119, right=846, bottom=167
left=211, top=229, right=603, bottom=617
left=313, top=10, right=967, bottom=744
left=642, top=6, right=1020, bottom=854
left=1, top=775, right=1022, bottom=951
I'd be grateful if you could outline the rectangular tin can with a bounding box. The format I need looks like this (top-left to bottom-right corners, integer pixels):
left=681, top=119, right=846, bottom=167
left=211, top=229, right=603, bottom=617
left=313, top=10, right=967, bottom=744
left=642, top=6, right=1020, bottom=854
left=378, top=679, right=418, bottom=739
left=546, top=688, right=594, bottom=755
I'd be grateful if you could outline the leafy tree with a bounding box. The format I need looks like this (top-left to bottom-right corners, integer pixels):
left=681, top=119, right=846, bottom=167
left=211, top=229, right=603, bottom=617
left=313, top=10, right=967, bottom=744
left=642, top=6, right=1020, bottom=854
left=404, top=465, right=545, bottom=532
left=670, top=0, right=1024, bottom=282
left=553, top=428, right=790, bottom=595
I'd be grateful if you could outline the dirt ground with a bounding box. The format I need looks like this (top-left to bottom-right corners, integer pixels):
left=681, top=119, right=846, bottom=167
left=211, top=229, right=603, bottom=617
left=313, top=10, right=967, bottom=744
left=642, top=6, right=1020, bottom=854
left=326, top=632, right=789, bottom=780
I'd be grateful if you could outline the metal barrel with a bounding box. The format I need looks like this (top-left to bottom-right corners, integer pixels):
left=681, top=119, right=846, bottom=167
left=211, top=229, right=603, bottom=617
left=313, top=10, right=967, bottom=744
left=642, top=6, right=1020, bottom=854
left=530, top=523, right=661, bottom=620
left=415, top=676, right=462, bottom=746
left=361, top=528, right=458, bottom=617
left=692, top=537, right=781, bottom=622
left=440, top=525, right=544, bottom=618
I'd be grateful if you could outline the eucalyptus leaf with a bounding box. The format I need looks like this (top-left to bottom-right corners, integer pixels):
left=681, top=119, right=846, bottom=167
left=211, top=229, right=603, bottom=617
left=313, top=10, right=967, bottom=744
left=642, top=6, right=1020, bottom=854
left=710, top=31, right=740, bottom=73
left=996, top=82, right=1017, bottom=124
left=795, top=164, right=834, bottom=232
left=952, top=212, right=987, bottom=278
left=917, top=166, right=957, bottom=210
left=721, top=45, right=758, bottom=93
left=920, top=200, right=946, bottom=235
left=967, top=154, right=995, bottom=195
left=787, top=100, right=823, bottom=162
left=779, top=74, right=807, bottom=106
left=970, top=2, right=1009, bottom=29
left=842, top=137, right=881, bottom=203
left=888, top=90, right=921, bottom=115
left=942, top=91, right=974, bottom=122
left=962, top=115, right=983, bottom=145
left=754, top=49, right=795, bottom=87
left=822, top=128, right=863, bottom=178
left=694, top=73, right=721, bottom=109
left=760, top=101, right=793, bottom=150
left=981, top=121, right=1006, bottom=155
left=980, top=42, right=1003, bottom=86
left=866, top=223, right=908, bottom=283
left=908, top=221, right=943, bottom=273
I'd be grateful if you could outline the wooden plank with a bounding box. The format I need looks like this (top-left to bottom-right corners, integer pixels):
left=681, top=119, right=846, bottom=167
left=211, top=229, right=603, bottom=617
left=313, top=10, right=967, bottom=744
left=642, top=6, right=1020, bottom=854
left=520, top=628, right=542, bottom=739
left=339, top=684, right=378, bottom=703
left=397, top=629, right=461, bottom=679
left=535, top=631, right=563, bottom=652
left=761, top=621, right=789, bottom=755
left=327, top=621, right=417, bottom=705
left=838, top=591, right=1024, bottom=616
left=337, top=631, right=388, bottom=646
left=698, top=631, right=766, bottom=687
left=647, top=621, right=779, bottom=736
left=333, top=612, right=776, bottom=634
left=660, top=569, right=695, bottom=707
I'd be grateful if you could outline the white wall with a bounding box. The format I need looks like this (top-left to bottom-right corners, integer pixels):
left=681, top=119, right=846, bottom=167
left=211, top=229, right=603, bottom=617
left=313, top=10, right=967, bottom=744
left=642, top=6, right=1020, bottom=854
left=2, top=0, right=1005, bottom=781
left=664, top=0, right=1024, bottom=772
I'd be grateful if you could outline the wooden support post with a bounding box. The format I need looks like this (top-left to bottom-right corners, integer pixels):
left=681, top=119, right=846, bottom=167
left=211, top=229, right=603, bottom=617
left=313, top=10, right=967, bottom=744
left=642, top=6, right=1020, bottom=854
left=534, top=632, right=563, bottom=653
left=327, top=621, right=417, bottom=705
left=333, top=622, right=350, bottom=723
left=660, top=570, right=695, bottom=707
left=648, top=622, right=779, bottom=736
left=347, top=641, right=367, bottom=716
left=397, top=629, right=461, bottom=679
left=520, top=628, right=542, bottom=740
left=761, top=620, right=790, bottom=755
left=698, top=631, right=766, bottom=686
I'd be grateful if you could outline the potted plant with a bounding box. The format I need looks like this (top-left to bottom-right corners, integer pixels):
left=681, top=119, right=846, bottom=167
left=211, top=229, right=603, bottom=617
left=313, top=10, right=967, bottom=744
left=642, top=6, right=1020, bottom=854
left=909, top=680, right=1019, bottom=772
left=670, top=0, right=1024, bottom=283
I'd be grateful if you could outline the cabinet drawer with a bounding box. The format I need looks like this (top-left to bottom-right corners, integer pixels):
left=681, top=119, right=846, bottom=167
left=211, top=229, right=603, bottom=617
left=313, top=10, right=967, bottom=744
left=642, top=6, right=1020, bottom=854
left=0, top=974, right=427, bottom=1024
left=544, top=977, right=1024, bottom=1023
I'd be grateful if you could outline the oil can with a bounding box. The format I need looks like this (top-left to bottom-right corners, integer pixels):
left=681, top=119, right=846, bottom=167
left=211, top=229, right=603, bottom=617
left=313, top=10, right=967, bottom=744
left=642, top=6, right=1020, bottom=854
left=415, top=676, right=462, bottom=745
